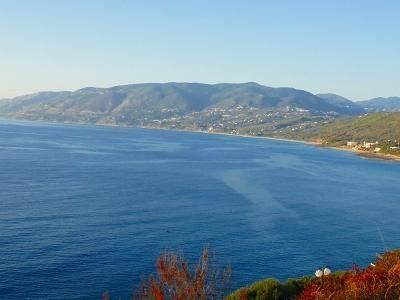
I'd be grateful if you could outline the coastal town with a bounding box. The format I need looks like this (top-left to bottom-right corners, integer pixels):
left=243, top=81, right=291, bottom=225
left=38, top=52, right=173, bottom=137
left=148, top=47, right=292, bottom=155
left=348, top=140, right=398, bottom=151
left=344, top=139, right=400, bottom=156
left=140, top=106, right=335, bottom=137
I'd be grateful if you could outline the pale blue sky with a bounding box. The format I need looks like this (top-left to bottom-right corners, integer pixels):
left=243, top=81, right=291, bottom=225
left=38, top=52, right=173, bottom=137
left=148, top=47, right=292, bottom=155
left=1, top=0, right=399, bottom=100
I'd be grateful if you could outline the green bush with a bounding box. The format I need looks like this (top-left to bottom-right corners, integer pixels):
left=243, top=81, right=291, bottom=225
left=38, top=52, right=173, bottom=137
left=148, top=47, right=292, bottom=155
left=226, top=276, right=312, bottom=300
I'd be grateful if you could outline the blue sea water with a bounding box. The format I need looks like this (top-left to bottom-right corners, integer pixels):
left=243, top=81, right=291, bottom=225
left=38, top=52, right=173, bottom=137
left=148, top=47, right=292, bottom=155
left=0, top=119, right=399, bottom=299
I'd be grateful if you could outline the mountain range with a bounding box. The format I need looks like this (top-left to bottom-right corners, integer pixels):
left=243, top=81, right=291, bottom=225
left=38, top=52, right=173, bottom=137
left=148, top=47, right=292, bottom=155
left=0, top=82, right=367, bottom=121
left=0, top=82, right=399, bottom=136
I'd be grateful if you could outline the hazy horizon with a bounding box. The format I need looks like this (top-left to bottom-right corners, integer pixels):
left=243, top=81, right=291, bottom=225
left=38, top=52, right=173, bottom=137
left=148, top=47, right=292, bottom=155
left=1, top=0, right=399, bottom=100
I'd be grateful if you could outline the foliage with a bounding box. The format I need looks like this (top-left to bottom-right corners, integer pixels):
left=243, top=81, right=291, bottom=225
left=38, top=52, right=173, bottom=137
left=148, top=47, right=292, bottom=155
left=227, top=250, right=400, bottom=300
left=134, top=247, right=231, bottom=300
left=226, top=277, right=312, bottom=300
left=284, top=112, right=400, bottom=147
left=102, top=249, right=400, bottom=299
left=298, top=250, right=400, bottom=300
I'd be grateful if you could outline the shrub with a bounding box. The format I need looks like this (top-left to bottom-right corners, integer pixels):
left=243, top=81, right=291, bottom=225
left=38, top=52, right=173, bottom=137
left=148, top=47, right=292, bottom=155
left=103, top=249, right=400, bottom=299
left=134, top=247, right=231, bottom=300
left=298, top=250, right=400, bottom=300
left=226, top=277, right=312, bottom=300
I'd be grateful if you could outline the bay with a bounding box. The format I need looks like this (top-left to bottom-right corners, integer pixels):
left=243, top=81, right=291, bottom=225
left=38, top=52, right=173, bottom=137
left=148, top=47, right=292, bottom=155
left=0, top=119, right=399, bottom=299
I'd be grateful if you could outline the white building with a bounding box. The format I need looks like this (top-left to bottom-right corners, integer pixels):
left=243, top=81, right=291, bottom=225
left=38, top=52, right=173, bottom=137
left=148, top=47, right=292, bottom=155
left=347, top=141, right=358, bottom=147
left=363, top=141, right=379, bottom=149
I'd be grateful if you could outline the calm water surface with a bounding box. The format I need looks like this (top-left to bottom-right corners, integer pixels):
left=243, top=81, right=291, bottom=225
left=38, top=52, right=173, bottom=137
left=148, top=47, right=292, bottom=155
left=1, top=119, right=399, bottom=299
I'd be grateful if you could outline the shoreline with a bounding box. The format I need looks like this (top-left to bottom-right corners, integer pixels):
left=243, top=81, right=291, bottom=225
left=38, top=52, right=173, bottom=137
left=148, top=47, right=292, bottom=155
left=137, top=126, right=400, bottom=162
left=2, top=117, right=399, bottom=162
left=329, top=145, right=400, bottom=162
left=94, top=124, right=400, bottom=162
left=136, top=125, right=319, bottom=146
left=96, top=124, right=400, bottom=162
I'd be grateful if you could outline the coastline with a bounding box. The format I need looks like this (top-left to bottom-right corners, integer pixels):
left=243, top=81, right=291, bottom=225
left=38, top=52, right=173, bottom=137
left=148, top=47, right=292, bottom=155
left=138, top=125, right=319, bottom=146
left=114, top=124, right=400, bottom=162
left=1, top=117, right=399, bottom=162
left=137, top=126, right=400, bottom=162
left=329, top=145, right=400, bottom=162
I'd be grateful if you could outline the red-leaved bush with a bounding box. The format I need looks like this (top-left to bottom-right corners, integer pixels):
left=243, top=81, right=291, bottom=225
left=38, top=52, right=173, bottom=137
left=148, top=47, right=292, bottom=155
left=134, top=247, right=231, bottom=300
left=298, top=250, right=400, bottom=300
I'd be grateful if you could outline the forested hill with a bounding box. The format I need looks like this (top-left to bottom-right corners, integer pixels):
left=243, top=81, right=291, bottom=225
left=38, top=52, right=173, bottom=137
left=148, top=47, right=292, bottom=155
left=0, top=83, right=364, bottom=125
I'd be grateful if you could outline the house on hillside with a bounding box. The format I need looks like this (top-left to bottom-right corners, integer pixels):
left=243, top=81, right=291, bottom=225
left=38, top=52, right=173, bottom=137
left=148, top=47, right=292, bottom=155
left=363, top=141, right=379, bottom=149
left=347, top=141, right=358, bottom=147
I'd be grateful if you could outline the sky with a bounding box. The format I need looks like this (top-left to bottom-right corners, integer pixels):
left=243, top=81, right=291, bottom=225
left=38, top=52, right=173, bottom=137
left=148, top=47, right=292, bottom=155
left=0, top=0, right=399, bottom=100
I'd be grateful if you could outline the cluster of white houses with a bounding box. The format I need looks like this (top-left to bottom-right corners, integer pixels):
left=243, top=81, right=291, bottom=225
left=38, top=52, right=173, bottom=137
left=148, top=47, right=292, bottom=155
left=346, top=141, right=381, bottom=152
left=346, top=140, right=400, bottom=152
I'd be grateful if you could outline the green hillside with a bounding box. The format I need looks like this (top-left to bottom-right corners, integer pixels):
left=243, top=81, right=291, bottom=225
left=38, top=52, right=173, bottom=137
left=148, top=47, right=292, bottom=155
left=0, top=83, right=364, bottom=126
left=283, top=112, right=400, bottom=147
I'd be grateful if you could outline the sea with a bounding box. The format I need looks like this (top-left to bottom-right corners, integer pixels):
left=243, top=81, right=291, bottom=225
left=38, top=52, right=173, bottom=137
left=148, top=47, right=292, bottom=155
left=1, top=119, right=399, bottom=299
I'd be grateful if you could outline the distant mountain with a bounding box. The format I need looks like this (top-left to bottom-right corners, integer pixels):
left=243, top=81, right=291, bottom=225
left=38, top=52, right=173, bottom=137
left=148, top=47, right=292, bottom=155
left=317, top=93, right=365, bottom=114
left=0, top=83, right=363, bottom=126
left=358, top=97, right=400, bottom=112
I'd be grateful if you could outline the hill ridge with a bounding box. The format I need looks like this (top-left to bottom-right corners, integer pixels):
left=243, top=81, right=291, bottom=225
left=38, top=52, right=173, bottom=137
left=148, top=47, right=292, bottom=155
left=0, top=82, right=364, bottom=118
